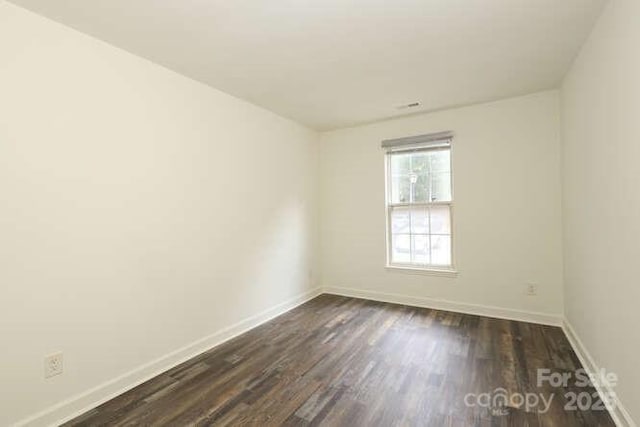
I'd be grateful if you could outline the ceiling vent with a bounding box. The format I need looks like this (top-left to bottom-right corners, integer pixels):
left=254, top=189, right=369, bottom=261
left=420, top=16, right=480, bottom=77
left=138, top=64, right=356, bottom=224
left=395, top=101, right=421, bottom=110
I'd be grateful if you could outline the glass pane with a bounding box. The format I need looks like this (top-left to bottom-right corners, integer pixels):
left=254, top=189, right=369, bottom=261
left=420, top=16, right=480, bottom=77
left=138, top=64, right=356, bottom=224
left=410, top=208, right=429, bottom=234
left=429, top=206, right=451, bottom=235
left=412, top=235, right=429, bottom=264
left=410, top=152, right=430, bottom=174
left=392, top=234, right=411, bottom=263
left=390, top=153, right=411, bottom=175
left=430, top=235, right=452, bottom=266
left=391, top=208, right=410, bottom=233
left=410, top=152, right=429, bottom=203
left=429, top=149, right=450, bottom=173
left=412, top=171, right=429, bottom=203
left=391, top=175, right=411, bottom=203
left=389, top=150, right=451, bottom=203
left=430, top=172, right=451, bottom=202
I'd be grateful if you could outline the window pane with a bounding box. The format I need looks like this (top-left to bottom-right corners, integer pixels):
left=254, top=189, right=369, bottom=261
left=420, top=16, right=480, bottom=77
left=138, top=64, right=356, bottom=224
left=429, top=149, right=450, bottom=173
left=391, top=234, right=411, bottom=263
left=429, top=206, right=451, bottom=235
left=391, top=208, right=410, bottom=233
left=410, top=152, right=429, bottom=203
left=391, top=175, right=411, bottom=203
left=412, top=171, right=430, bottom=202
left=430, top=235, right=452, bottom=266
left=410, top=152, right=430, bottom=174
left=410, top=208, right=429, bottom=234
left=412, top=235, right=429, bottom=264
left=391, top=153, right=411, bottom=175
left=430, top=172, right=451, bottom=202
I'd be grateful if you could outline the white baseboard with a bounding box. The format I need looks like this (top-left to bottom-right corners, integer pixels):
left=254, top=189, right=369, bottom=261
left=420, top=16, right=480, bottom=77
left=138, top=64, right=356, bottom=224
left=14, top=287, right=322, bottom=427
left=562, top=319, right=636, bottom=427
left=323, top=286, right=562, bottom=326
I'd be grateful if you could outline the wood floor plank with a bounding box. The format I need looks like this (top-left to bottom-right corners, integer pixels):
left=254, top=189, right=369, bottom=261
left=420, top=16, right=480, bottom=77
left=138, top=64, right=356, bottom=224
left=63, top=295, right=616, bottom=427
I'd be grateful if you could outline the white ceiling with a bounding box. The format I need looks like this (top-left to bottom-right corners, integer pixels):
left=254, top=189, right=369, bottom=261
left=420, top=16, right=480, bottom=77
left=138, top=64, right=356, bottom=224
left=8, top=0, right=605, bottom=130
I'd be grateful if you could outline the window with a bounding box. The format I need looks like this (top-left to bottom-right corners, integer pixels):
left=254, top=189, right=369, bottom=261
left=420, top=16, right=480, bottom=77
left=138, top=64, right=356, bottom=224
left=383, top=132, right=454, bottom=271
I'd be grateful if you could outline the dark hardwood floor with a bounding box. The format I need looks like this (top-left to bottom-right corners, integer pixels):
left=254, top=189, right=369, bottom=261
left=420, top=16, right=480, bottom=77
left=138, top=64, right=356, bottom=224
left=65, top=295, right=615, bottom=426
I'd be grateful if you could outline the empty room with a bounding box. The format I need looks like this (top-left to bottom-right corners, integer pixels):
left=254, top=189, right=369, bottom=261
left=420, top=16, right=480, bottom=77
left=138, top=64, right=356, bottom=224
left=1, top=0, right=638, bottom=426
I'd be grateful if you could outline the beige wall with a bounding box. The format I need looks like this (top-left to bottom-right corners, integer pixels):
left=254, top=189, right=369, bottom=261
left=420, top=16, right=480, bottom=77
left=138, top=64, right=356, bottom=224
left=320, top=91, right=564, bottom=317
left=0, top=2, right=319, bottom=425
left=561, top=0, right=640, bottom=422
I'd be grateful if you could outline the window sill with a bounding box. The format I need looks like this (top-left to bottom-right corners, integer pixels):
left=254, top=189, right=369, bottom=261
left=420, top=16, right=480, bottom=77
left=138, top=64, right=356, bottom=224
left=385, top=264, right=458, bottom=277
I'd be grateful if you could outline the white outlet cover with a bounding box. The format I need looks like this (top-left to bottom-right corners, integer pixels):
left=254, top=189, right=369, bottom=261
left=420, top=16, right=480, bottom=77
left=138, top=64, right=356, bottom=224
left=44, top=352, right=63, bottom=378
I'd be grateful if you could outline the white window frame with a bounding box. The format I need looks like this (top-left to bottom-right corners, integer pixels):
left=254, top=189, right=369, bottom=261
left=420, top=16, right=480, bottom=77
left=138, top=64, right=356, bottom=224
left=384, top=136, right=456, bottom=275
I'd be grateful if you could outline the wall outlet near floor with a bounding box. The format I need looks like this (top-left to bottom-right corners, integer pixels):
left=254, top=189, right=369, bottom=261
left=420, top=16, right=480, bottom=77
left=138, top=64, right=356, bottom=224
left=525, top=283, right=538, bottom=296
left=44, top=352, right=63, bottom=378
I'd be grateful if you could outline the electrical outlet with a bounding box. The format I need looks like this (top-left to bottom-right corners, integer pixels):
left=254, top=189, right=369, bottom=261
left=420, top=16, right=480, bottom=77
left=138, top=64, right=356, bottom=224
left=44, top=352, right=63, bottom=378
left=525, top=283, right=538, bottom=296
